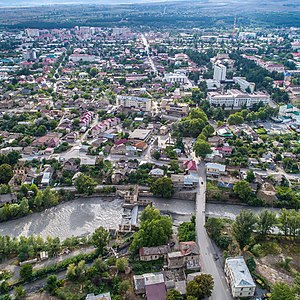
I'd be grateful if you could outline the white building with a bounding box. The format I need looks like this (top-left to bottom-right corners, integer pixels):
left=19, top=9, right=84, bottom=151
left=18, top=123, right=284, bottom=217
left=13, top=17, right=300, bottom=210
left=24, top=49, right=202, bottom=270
left=239, top=32, right=257, bottom=40
left=116, top=95, right=152, bottom=112
left=233, top=77, right=255, bottom=93
left=69, top=54, right=96, bottom=63
left=213, top=63, right=227, bottom=83
left=206, top=163, right=226, bottom=177
left=207, top=89, right=270, bottom=109
left=163, top=70, right=189, bottom=85
left=25, top=28, right=40, bottom=37
left=225, top=257, right=256, bottom=298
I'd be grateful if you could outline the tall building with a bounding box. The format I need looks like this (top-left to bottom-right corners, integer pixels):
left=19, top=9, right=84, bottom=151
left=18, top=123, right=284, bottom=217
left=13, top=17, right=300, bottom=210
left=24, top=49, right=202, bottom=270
left=213, top=63, right=227, bottom=83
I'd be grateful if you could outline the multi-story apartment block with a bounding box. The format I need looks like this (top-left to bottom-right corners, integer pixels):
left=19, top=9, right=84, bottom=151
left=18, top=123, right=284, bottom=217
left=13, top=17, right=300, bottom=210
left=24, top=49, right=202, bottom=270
left=116, top=95, right=152, bottom=112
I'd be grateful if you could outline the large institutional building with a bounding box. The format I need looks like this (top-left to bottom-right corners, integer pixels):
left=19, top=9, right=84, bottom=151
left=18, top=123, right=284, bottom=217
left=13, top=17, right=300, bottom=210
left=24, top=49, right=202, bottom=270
left=207, top=89, right=270, bottom=109
left=116, top=95, right=152, bottom=112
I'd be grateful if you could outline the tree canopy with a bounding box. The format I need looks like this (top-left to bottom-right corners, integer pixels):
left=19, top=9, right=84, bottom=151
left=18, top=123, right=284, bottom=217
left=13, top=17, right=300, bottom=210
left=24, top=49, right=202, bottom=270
left=130, top=206, right=172, bottom=253
left=150, top=177, right=174, bottom=199
left=186, top=274, right=214, bottom=299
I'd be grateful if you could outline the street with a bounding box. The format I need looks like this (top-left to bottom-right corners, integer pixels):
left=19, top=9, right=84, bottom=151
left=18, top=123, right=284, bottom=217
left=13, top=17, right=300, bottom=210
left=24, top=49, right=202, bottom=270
left=195, top=160, right=233, bottom=300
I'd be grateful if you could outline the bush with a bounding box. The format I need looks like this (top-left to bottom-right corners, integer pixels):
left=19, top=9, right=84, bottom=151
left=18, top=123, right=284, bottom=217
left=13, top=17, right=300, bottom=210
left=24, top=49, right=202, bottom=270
left=216, top=235, right=232, bottom=250
left=251, top=244, right=264, bottom=257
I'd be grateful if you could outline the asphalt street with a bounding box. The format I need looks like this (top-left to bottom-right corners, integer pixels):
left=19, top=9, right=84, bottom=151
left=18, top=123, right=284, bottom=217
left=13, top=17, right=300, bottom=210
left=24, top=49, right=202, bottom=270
left=195, top=160, right=233, bottom=300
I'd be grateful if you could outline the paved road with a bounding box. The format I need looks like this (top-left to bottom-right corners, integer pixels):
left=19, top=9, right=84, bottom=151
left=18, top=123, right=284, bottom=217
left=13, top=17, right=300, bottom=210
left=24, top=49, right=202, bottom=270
left=195, top=160, right=233, bottom=300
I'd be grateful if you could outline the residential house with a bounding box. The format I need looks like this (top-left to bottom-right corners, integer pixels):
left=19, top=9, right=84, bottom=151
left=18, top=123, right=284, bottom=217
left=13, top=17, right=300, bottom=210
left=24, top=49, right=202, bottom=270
left=111, top=169, right=128, bottom=184
left=63, top=158, right=80, bottom=172
left=171, top=174, right=198, bottom=189
left=135, top=141, right=148, bottom=152
left=149, top=168, right=164, bottom=177
left=32, top=133, right=60, bottom=148
left=64, top=132, right=78, bottom=142
left=217, top=175, right=239, bottom=189
left=133, top=273, right=167, bottom=300
left=183, top=160, right=198, bottom=174
left=215, top=146, right=233, bottom=156
left=216, top=126, right=233, bottom=138
left=139, top=245, right=169, bottom=261
left=167, top=242, right=201, bottom=270
left=41, top=165, right=53, bottom=187
left=206, top=163, right=227, bottom=177
left=208, top=136, right=224, bottom=147
left=224, top=257, right=256, bottom=298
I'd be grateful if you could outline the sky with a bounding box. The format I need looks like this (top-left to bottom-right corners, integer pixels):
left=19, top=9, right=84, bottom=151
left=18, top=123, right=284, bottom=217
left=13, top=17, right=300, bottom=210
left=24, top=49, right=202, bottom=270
left=0, top=0, right=187, bottom=6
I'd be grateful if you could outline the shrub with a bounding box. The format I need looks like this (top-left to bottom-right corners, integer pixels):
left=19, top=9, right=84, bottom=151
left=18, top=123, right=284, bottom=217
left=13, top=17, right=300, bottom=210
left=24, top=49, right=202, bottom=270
left=251, top=244, right=264, bottom=257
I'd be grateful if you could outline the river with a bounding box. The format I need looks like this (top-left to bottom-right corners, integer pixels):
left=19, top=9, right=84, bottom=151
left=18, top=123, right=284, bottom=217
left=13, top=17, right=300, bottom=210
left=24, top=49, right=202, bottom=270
left=0, top=197, right=123, bottom=240
left=0, top=197, right=281, bottom=240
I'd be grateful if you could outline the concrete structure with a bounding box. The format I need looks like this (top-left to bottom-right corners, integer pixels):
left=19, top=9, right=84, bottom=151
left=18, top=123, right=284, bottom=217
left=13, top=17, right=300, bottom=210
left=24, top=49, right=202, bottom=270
left=207, top=89, right=270, bottom=109
left=116, top=95, right=152, bottom=112
left=224, top=257, right=256, bottom=298
left=238, top=32, right=257, bottom=40
left=129, top=129, right=152, bottom=141
left=213, top=63, right=227, bottom=83
left=69, top=54, right=96, bottom=62
left=163, top=70, right=189, bottom=85
left=161, top=99, right=189, bottom=116
left=233, top=77, right=255, bottom=93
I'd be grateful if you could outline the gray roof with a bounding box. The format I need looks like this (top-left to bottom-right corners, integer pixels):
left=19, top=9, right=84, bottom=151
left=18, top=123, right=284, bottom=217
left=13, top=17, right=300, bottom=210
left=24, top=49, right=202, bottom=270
left=226, top=257, right=256, bottom=288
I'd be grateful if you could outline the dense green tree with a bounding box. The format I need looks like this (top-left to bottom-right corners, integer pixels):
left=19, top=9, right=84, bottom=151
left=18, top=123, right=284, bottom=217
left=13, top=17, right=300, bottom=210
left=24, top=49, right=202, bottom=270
left=116, top=257, right=129, bottom=272
left=233, top=180, right=252, bottom=203
left=74, top=174, right=97, bottom=195
left=89, top=67, right=99, bottom=77
left=46, top=275, right=62, bottom=295
left=193, top=139, right=212, bottom=158
left=246, top=170, right=255, bottom=183
left=270, top=282, right=296, bottom=300
left=130, top=206, right=172, bottom=253
left=178, top=216, right=196, bottom=242
left=256, top=210, right=277, bottom=237
left=14, top=286, right=26, bottom=300
left=205, top=218, right=223, bottom=240
left=91, top=226, right=109, bottom=255
left=228, top=113, right=244, bottom=125
left=186, top=274, right=214, bottom=299
left=166, top=289, right=183, bottom=300
left=202, top=124, right=214, bottom=137
left=150, top=177, right=174, bottom=199
left=232, top=211, right=257, bottom=249
left=19, top=264, right=33, bottom=282
left=0, top=164, right=13, bottom=184
left=278, top=209, right=300, bottom=239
